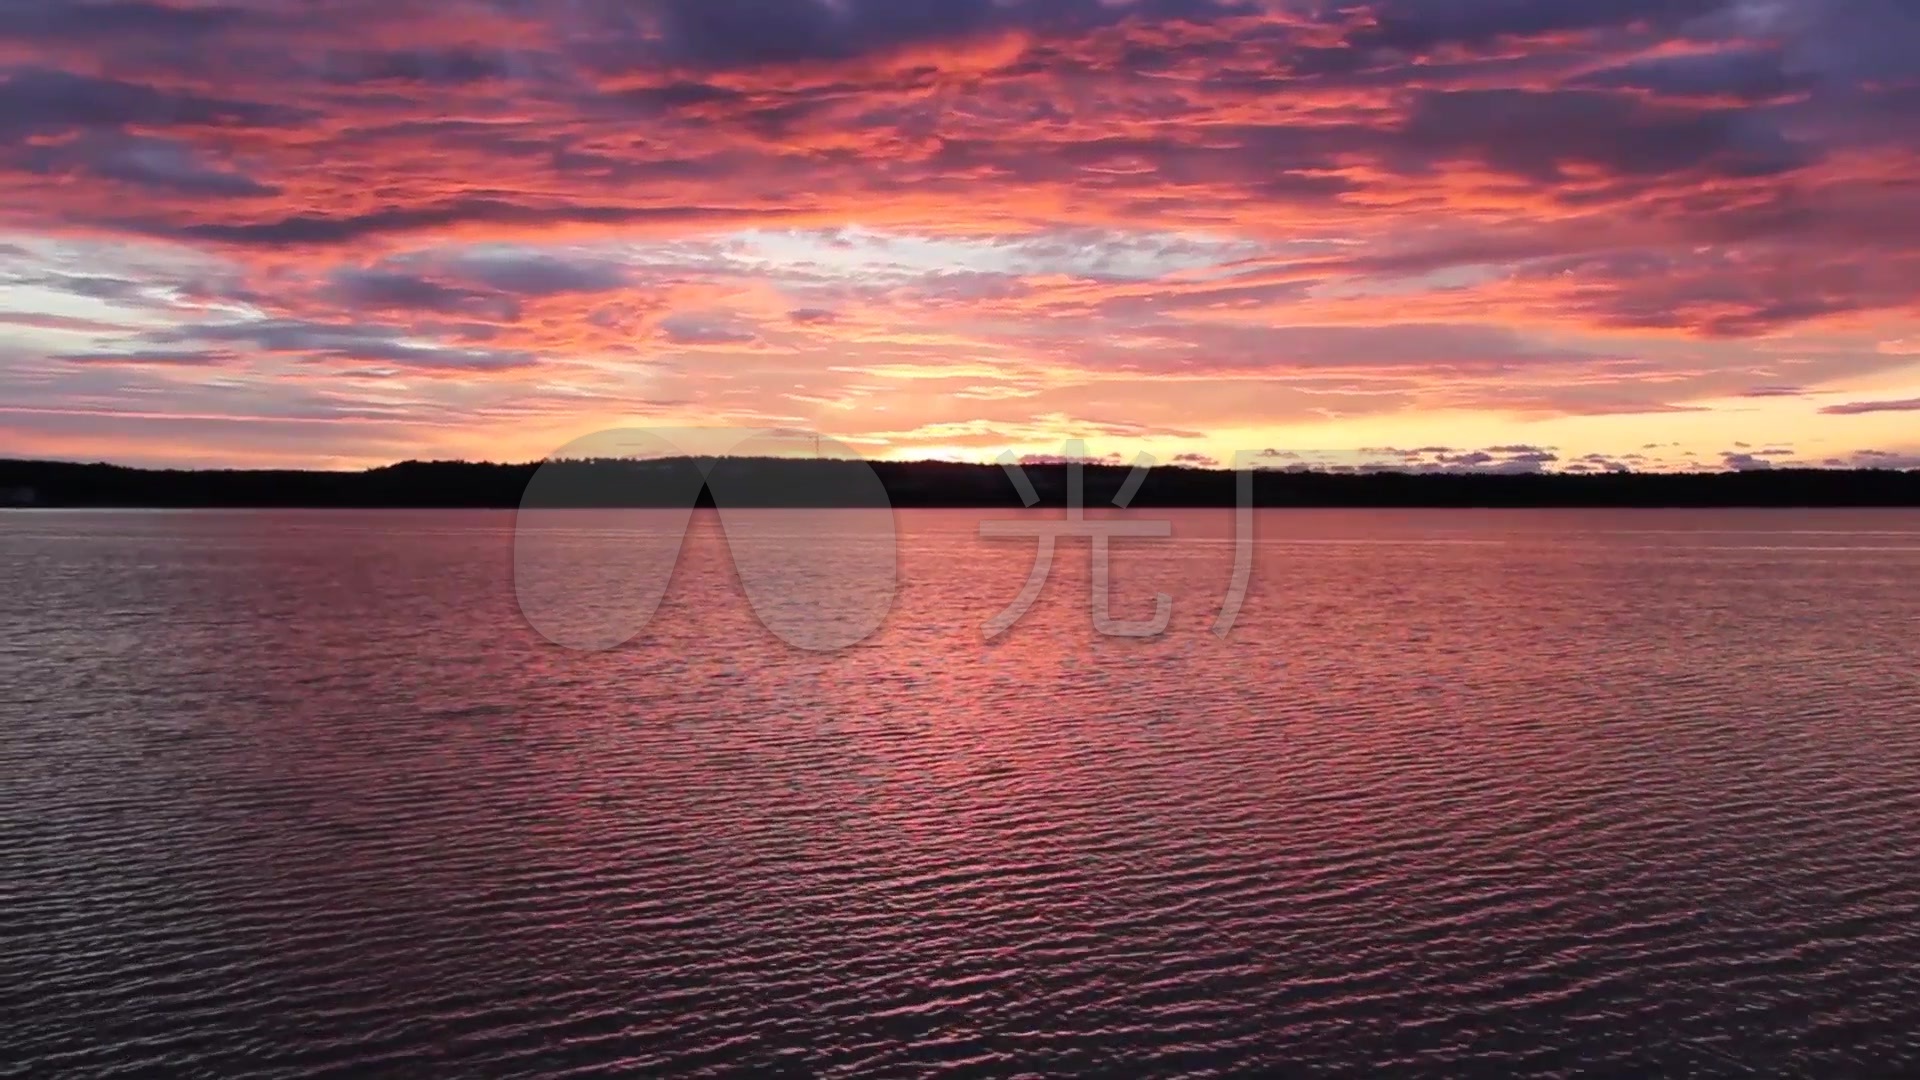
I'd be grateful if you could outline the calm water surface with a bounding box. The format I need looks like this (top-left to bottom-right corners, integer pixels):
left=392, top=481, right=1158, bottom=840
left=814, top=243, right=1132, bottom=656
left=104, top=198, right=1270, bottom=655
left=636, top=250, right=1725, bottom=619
left=4, top=509, right=1920, bottom=1077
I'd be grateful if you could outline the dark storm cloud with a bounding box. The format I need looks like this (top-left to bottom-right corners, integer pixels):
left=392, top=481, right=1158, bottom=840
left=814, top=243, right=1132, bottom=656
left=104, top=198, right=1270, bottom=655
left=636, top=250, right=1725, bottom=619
left=321, top=47, right=528, bottom=86
left=1505, top=451, right=1560, bottom=466
left=20, top=273, right=147, bottom=302
left=169, top=201, right=773, bottom=247
left=1820, top=398, right=1920, bottom=416
left=0, top=68, right=308, bottom=138
left=13, top=135, right=279, bottom=198
left=444, top=253, right=632, bottom=297
left=1396, top=88, right=1812, bottom=183
left=327, top=270, right=518, bottom=319
left=1400, top=446, right=1561, bottom=474
left=580, top=0, right=1256, bottom=71
left=1352, top=0, right=1731, bottom=54
left=0, top=0, right=257, bottom=41
left=152, top=318, right=540, bottom=372
left=1574, top=454, right=1633, bottom=472
left=1851, top=450, right=1920, bottom=469
left=56, top=349, right=240, bottom=367
left=646, top=0, right=999, bottom=68
left=1572, top=49, right=1809, bottom=103
left=1767, top=0, right=1920, bottom=85
left=325, top=254, right=630, bottom=318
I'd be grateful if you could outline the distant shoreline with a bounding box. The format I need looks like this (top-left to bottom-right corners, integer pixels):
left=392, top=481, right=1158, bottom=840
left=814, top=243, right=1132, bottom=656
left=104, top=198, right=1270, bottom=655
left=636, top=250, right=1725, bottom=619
left=6, top=457, right=1920, bottom=509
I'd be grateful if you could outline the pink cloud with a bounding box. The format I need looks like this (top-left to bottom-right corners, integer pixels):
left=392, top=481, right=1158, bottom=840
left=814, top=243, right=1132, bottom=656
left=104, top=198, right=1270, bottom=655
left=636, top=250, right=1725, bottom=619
left=0, top=0, right=1916, bottom=466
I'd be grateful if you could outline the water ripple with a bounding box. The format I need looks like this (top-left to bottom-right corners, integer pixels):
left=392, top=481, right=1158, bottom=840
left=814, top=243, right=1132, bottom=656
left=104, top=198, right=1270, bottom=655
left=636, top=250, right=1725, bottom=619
left=4, top=508, right=1920, bottom=1076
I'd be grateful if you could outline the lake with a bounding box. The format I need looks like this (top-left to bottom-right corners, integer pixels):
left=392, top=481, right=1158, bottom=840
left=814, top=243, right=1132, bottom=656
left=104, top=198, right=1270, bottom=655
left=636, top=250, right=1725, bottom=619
left=4, top=509, right=1920, bottom=1076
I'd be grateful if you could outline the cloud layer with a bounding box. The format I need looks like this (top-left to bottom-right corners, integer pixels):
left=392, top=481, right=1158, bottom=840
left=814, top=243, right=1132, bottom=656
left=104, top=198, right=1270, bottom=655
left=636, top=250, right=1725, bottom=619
left=1, top=0, right=1918, bottom=467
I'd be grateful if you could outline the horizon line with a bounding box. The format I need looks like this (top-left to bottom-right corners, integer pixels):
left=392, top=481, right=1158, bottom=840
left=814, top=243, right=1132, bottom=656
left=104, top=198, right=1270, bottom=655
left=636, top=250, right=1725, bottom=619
left=5, top=454, right=1919, bottom=479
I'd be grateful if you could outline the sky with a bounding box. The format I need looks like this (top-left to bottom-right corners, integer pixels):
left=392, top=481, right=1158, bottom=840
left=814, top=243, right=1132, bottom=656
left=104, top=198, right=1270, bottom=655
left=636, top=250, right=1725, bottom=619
left=2, top=0, right=1918, bottom=474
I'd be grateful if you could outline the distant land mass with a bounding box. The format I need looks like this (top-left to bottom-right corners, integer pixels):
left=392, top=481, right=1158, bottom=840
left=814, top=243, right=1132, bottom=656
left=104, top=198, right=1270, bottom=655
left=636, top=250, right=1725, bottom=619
left=5, top=457, right=1920, bottom=509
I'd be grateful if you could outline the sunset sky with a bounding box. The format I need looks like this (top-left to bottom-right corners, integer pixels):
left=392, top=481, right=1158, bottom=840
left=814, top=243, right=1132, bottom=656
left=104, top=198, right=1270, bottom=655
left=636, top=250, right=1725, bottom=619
left=2, top=0, right=1918, bottom=473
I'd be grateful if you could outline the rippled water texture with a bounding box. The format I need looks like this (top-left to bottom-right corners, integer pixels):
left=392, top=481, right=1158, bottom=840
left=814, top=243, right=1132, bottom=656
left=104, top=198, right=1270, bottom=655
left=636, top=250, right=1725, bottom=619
left=5, top=509, right=1920, bottom=1077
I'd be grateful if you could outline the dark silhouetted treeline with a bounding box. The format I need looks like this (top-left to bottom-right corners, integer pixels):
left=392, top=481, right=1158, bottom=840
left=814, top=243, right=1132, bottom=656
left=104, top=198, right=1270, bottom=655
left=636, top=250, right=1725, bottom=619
left=3, top=457, right=1920, bottom=509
